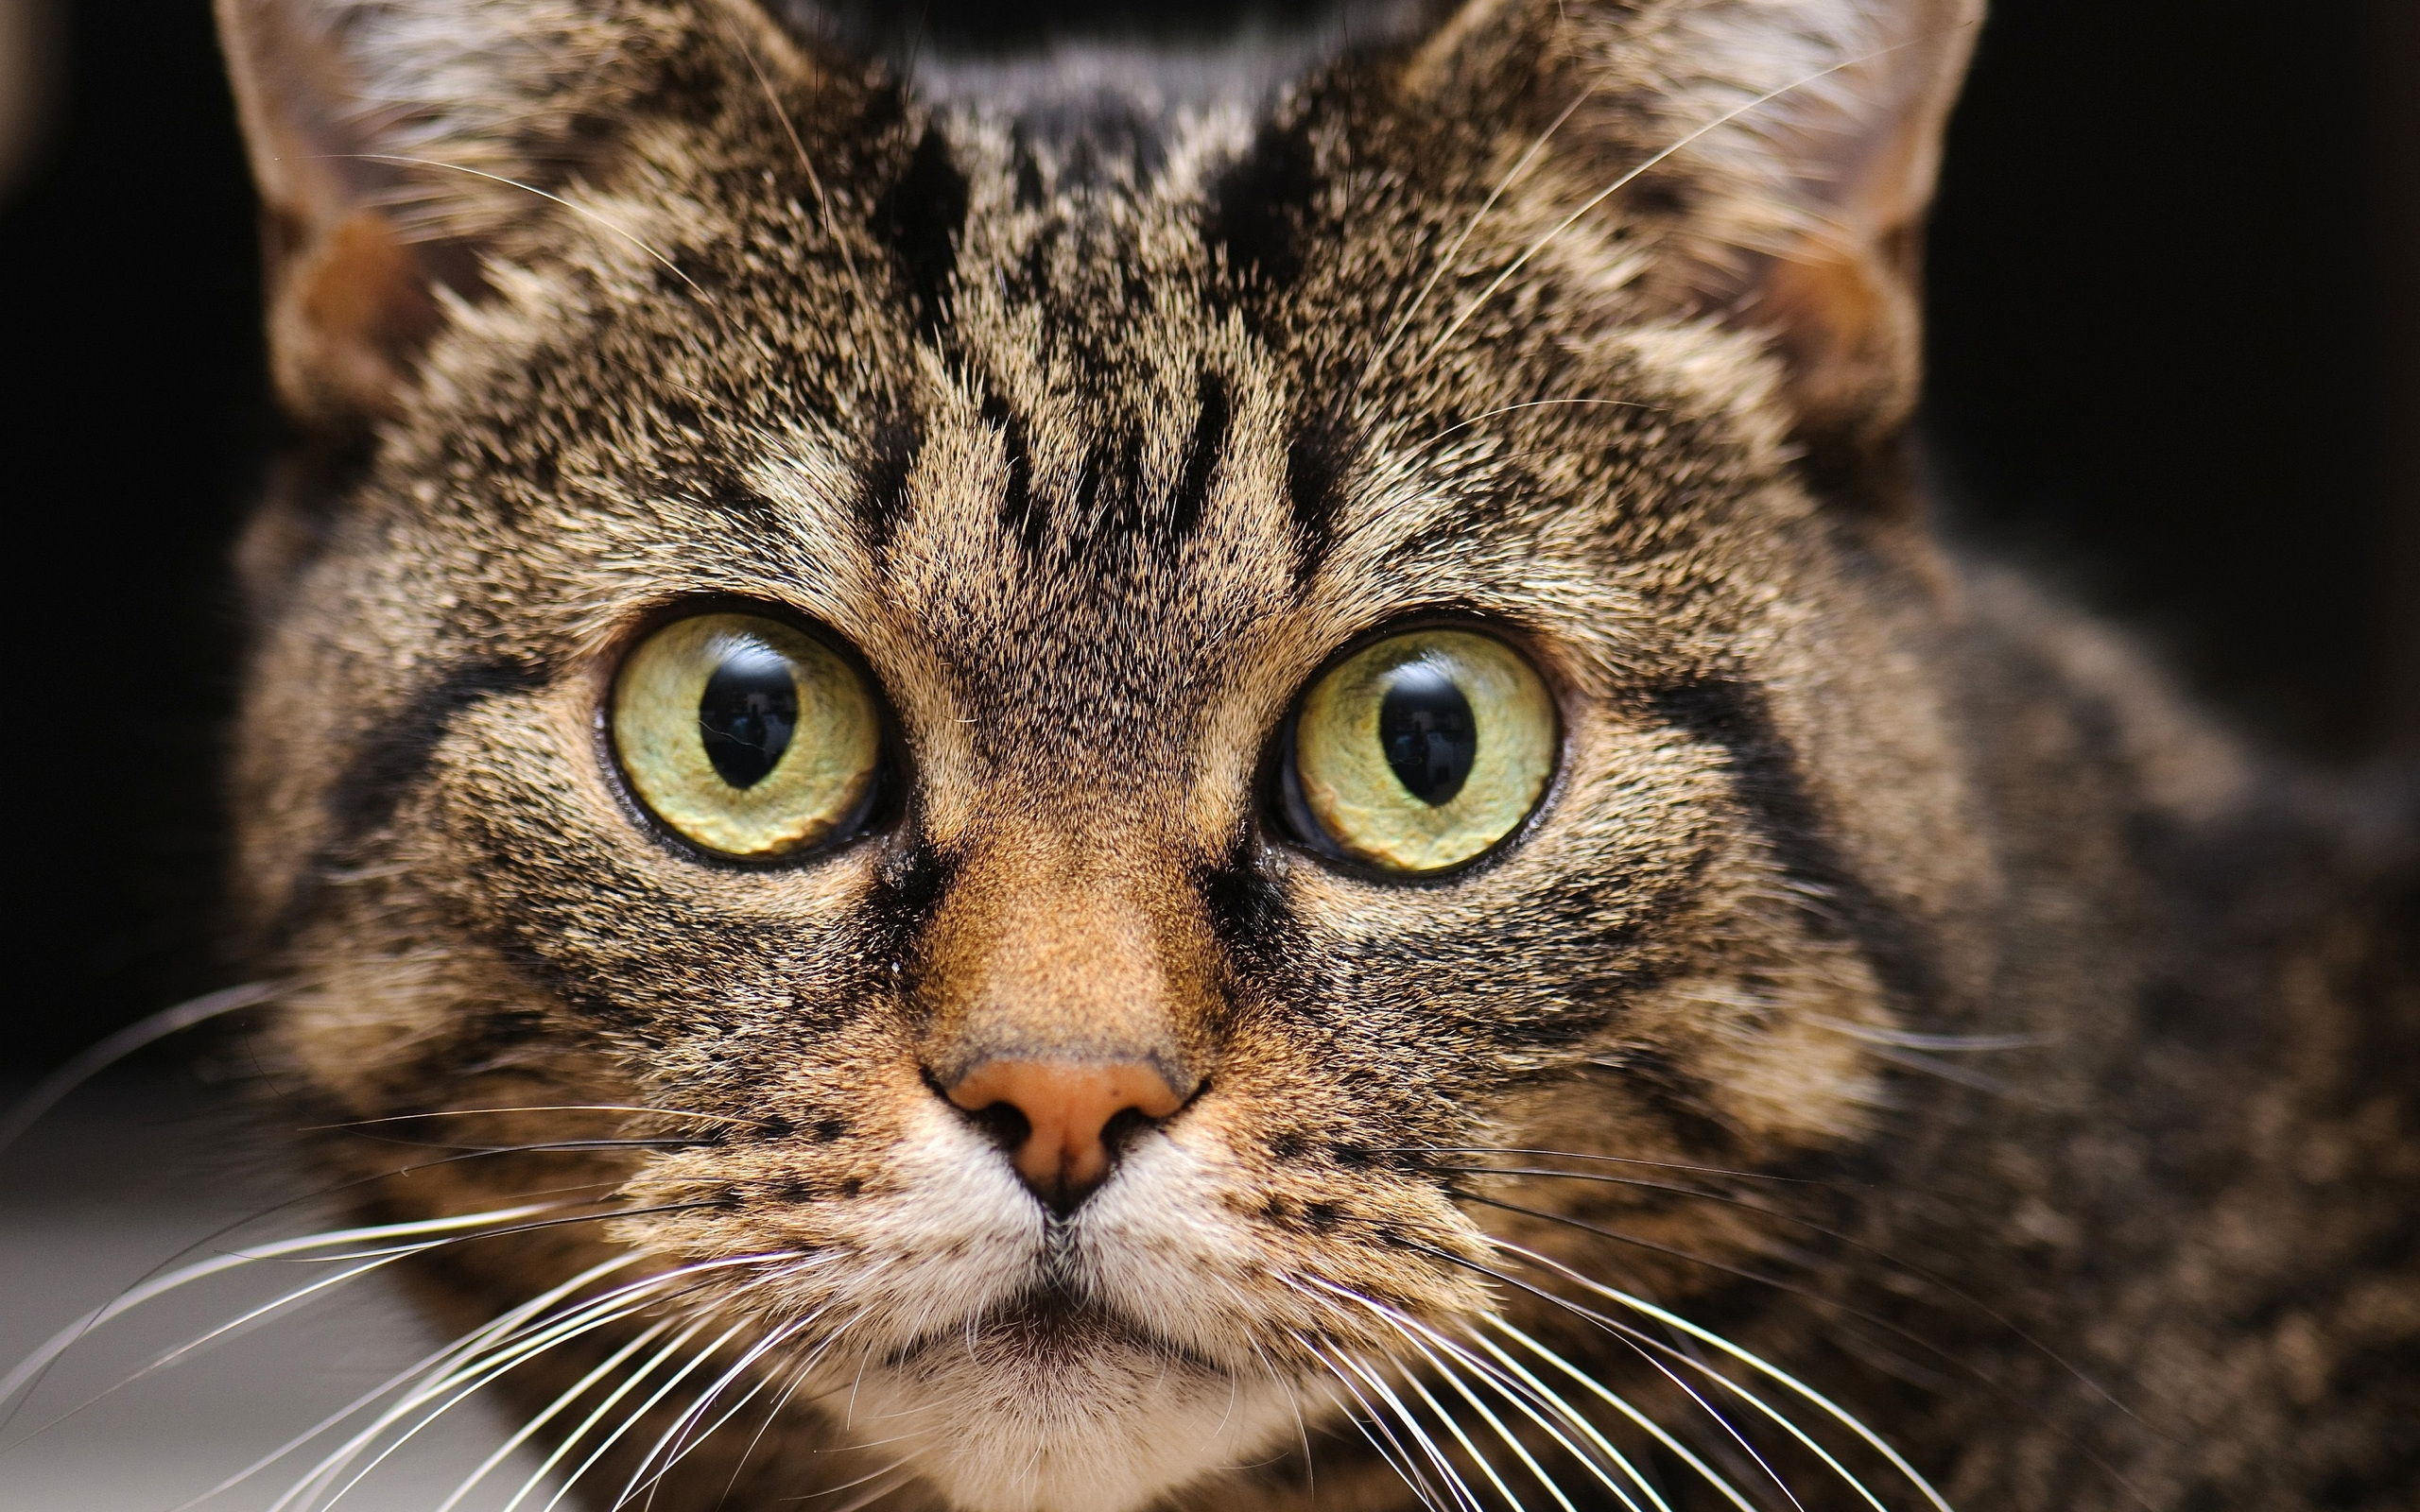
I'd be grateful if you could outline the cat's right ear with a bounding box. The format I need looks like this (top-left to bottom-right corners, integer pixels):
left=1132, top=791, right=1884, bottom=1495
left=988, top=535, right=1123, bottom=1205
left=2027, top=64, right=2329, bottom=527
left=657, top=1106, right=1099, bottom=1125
left=215, top=0, right=847, bottom=436
left=216, top=0, right=465, bottom=432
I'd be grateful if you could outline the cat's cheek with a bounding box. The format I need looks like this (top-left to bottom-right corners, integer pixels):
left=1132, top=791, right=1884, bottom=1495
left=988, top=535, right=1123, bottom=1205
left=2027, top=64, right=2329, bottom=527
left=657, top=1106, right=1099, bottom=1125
left=642, top=1085, right=1039, bottom=1270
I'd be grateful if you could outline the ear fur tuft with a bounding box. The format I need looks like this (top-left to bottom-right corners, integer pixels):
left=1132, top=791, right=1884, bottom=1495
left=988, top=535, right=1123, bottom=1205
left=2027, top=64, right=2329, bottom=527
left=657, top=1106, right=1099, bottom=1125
left=216, top=0, right=815, bottom=430
left=1403, top=0, right=1981, bottom=477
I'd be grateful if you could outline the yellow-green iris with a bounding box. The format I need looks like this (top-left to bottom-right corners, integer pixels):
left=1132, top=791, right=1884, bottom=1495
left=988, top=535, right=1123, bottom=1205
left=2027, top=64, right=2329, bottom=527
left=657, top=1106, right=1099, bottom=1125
left=1292, top=629, right=1556, bottom=872
left=611, top=612, right=879, bottom=859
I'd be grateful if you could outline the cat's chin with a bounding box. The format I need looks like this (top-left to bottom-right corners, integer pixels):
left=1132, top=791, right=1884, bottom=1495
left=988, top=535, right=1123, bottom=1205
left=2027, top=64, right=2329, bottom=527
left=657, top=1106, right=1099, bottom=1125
left=837, top=1296, right=1309, bottom=1512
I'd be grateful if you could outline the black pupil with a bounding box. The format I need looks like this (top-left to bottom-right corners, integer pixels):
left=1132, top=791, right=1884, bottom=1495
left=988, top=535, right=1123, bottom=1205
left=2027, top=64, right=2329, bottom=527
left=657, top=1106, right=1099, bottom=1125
left=1378, top=662, right=1477, bottom=806
left=699, top=643, right=799, bottom=789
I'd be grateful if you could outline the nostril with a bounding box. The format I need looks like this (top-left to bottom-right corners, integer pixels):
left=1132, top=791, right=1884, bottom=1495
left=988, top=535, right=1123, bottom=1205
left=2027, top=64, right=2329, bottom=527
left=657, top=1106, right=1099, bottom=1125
left=959, top=1096, right=1032, bottom=1159
left=1097, top=1103, right=1157, bottom=1157
left=939, top=1057, right=1190, bottom=1213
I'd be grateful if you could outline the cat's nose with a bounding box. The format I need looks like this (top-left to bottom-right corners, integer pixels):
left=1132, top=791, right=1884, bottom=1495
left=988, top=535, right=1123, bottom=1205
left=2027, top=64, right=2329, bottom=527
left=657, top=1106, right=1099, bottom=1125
left=945, top=1058, right=1191, bottom=1212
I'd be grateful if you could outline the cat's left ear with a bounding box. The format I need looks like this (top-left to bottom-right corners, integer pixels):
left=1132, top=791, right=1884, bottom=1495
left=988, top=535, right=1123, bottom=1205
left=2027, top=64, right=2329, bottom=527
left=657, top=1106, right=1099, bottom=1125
left=1401, top=0, right=1982, bottom=470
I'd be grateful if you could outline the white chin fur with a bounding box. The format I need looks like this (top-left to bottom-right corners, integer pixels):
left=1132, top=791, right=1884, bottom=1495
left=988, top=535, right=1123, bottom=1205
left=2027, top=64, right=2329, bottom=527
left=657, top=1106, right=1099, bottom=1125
left=847, top=1338, right=1307, bottom=1512
left=806, top=1119, right=1320, bottom=1511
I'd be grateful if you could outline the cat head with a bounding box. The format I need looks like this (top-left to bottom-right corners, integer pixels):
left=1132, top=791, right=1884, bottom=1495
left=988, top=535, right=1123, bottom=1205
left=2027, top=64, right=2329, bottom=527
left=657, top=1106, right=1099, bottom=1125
left=218, top=2, right=1987, bottom=1507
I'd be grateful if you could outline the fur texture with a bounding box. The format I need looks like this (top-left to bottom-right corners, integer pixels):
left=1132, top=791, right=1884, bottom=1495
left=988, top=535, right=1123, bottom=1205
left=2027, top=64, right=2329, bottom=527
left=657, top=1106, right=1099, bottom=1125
left=212, top=2, right=2418, bottom=1509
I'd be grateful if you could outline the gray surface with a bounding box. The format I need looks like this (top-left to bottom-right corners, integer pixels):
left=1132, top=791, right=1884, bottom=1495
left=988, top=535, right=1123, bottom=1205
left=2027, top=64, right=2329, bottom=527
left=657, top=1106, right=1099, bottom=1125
left=0, top=1074, right=564, bottom=1511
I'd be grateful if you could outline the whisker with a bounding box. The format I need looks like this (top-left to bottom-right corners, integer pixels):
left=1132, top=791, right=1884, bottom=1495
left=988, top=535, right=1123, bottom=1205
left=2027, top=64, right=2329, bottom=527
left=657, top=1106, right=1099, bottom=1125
left=1368, top=85, right=1596, bottom=372
left=1485, top=1317, right=1775, bottom=1512
left=1617, top=1335, right=1812, bottom=1512
left=0, top=1201, right=576, bottom=1418
left=268, top=1267, right=688, bottom=1512
left=331, top=1134, right=715, bottom=1155
left=1486, top=1242, right=1953, bottom=1512
left=167, top=1253, right=644, bottom=1512
left=1448, top=1328, right=1676, bottom=1512
left=609, top=1306, right=833, bottom=1508
left=331, top=1319, right=713, bottom=1512
left=1293, top=1332, right=1452, bottom=1512
left=306, top=152, right=713, bottom=299
left=1850, top=1044, right=2021, bottom=1097
left=1398, top=1331, right=1575, bottom=1512
left=270, top=1253, right=796, bottom=1511
left=6, top=1246, right=433, bottom=1452
left=811, top=1464, right=919, bottom=1512
left=707, top=1311, right=875, bottom=1511
left=1391, top=1345, right=1532, bottom=1512
left=1392, top=1146, right=1828, bottom=1186
left=1424, top=40, right=1929, bottom=366
left=303, top=1106, right=756, bottom=1133
left=1805, top=1019, right=2053, bottom=1054
left=1404, top=1247, right=1841, bottom=1508
left=0, top=982, right=279, bottom=1157
left=1413, top=399, right=1654, bottom=454
left=1437, top=1160, right=2132, bottom=1420
left=1329, top=1346, right=1490, bottom=1512
left=433, top=1319, right=679, bottom=1512
left=716, top=7, right=860, bottom=289
left=523, top=1321, right=753, bottom=1512
left=1450, top=1188, right=2000, bottom=1394
left=1300, top=1276, right=1663, bottom=1512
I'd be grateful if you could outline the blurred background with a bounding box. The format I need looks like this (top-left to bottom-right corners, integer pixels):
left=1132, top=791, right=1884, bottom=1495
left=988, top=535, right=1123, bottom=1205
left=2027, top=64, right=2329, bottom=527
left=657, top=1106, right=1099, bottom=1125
left=0, top=0, right=2414, bottom=1080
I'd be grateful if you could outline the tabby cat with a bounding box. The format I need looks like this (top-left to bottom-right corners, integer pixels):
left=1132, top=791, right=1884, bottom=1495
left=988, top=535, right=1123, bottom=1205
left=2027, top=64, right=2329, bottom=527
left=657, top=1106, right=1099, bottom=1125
left=193, top=0, right=2419, bottom=1508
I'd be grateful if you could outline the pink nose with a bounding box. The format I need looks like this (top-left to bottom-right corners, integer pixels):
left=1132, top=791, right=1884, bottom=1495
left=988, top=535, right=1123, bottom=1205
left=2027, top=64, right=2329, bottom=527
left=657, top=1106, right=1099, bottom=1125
left=945, top=1059, right=1188, bottom=1209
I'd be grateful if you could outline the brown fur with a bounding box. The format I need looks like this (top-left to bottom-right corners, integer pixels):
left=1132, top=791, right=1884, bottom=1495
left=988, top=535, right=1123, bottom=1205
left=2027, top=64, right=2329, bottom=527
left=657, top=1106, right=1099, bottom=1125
left=213, top=2, right=2419, bottom=1509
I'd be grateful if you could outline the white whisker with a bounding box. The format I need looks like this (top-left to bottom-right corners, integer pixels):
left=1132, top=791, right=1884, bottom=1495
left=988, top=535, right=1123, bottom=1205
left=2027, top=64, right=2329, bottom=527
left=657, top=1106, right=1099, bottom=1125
left=1369, top=86, right=1596, bottom=372
left=289, top=1289, right=695, bottom=1511
left=310, top=153, right=713, bottom=301
left=1499, top=1242, right=1951, bottom=1512
left=527, top=1322, right=751, bottom=1512
left=609, top=1306, right=829, bottom=1507
left=0, top=983, right=279, bottom=1157
left=1393, top=1345, right=1533, bottom=1512
left=1329, top=1345, right=1489, bottom=1512
left=270, top=1252, right=796, bottom=1512
left=170, top=1254, right=643, bottom=1512
left=1298, top=1273, right=1651, bottom=1512
left=1455, top=1326, right=1672, bottom=1512
left=1425, top=43, right=1922, bottom=366
left=434, top=1320, right=678, bottom=1512
left=1294, top=1334, right=1451, bottom=1512
left=1486, top=1317, right=1762, bottom=1512
left=0, top=1201, right=574, bottom=1418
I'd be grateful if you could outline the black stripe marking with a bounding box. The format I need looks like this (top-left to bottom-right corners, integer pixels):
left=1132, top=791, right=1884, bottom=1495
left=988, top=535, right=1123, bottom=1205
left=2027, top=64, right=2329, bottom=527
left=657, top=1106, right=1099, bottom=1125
left=264, top=655, right=550, bottom=948
left=1167, top=369, right=1230, bottom=545
left=878, top=127, right=969, bottom=341
left=1651, top=679, right=1940, bottom=1013
left=325, top=657, right=551, bottom=852
left=1203, top=115, right=1317, bottom=293
left=980, top=392, right=1039, bottom=550
left=1285, top=398, right=1354, bottom=577
left=855, top=404, right=924, bottom=547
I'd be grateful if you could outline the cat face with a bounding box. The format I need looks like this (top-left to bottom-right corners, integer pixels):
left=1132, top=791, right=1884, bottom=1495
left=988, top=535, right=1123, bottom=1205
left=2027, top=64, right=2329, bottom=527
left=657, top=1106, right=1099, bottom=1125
left=219, top=2, right=1985, bottom=1507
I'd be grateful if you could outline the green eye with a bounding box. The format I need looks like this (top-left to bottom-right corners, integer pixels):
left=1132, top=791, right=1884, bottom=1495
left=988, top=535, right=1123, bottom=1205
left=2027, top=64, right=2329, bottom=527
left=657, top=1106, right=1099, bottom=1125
left=1289, top=629, right=1556, bottom=873
left=610, top=613, right=881, bottom=859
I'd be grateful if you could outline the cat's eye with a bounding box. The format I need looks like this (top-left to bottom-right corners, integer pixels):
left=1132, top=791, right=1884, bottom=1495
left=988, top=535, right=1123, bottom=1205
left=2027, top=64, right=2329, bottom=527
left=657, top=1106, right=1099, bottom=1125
left=1286, top=628, right=1557, bottom=873
left=610, top=612, right=881, bottom=860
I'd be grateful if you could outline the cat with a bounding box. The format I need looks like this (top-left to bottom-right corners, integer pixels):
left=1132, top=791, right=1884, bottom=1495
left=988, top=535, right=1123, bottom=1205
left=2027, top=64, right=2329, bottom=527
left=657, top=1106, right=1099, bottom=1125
left=182, top=0, right=2420, bottom=1508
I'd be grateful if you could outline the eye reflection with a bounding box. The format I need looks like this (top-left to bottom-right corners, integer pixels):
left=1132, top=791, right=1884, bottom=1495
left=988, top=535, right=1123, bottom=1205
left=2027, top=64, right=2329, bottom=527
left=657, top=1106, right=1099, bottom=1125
left=1377, top=662, right=1477, bottom=806
left=700, top=644, right=799, bottom=789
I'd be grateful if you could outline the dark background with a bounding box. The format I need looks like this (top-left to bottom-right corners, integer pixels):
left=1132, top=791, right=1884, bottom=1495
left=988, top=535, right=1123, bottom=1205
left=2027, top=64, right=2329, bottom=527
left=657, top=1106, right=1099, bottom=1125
left=2, top=0, right=2412, bottom=1074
